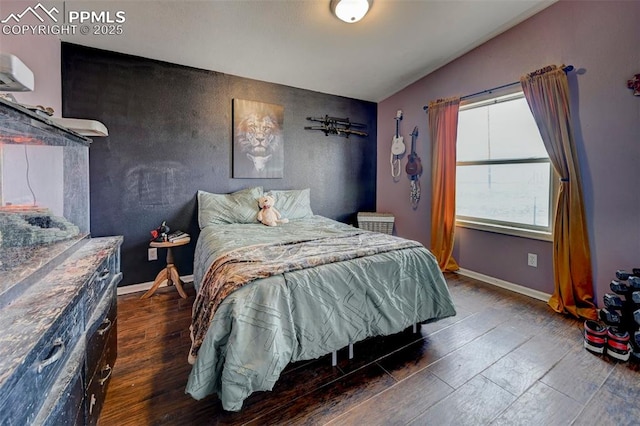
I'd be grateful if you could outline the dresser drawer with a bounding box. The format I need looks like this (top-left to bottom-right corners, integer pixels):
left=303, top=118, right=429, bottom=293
left=0, top=299, right=84, bottom=425
left=85, top=331, right=117, bottom=426
left=36, top=339, right=85, bottom=426
left=86, top=291, right=117, bottom=381
left=85, top=260, right=113, bottom=319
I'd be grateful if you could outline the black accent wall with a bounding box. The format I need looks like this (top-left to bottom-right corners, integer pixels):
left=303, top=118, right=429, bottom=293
left=62, top=43, right=377, bottom=286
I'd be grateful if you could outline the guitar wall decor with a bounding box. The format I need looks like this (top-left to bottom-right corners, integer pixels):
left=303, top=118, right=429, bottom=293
left=405, top=126, right=422, bottom=208
left=390, top=110, right=405, bottom=179
left=405, top=126, right=422, bottom=178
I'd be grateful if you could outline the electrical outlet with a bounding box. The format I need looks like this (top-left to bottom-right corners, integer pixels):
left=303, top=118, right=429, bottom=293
left=148, top=247, right=158, bottom=261
left=527, top=253, right=538, bottom=268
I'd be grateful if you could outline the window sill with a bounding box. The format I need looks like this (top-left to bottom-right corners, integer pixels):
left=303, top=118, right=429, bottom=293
left=456, top=219, right=553, bottom=242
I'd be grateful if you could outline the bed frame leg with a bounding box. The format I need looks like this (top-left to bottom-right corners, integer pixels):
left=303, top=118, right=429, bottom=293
left=348, top=342, right=354, bottom=360
left=331, top=351, right=337, bottom=367
left=413, top=323, right=418, bottom=334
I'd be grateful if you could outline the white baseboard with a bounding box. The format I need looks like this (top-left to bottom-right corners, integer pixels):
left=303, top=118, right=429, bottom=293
left=117, top=274, right=194, bottom=296
left=118, top=269, right=551, bottom=302
left=455, top=268, right=551, bottom=302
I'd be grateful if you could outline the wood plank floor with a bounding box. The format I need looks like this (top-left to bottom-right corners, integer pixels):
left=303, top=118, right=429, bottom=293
left=99, top=273, right=640, bottom=425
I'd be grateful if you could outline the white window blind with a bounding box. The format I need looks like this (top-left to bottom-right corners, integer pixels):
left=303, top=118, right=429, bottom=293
left=456, top=92, right=554, bottom=239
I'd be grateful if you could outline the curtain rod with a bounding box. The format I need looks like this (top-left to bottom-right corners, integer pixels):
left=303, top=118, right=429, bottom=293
left=422, top=65, right=574, bottom=112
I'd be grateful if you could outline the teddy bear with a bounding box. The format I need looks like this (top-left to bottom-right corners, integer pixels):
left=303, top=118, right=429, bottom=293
left=257, top=195, right=289, bottom=226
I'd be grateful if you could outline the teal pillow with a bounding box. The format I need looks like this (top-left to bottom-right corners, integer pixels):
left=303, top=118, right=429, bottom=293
left=266, top=188, right=313, bottom=219
left=197, top=187, right=263, bottom=228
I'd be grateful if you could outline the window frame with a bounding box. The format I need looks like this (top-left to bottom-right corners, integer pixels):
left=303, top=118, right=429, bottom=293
left=455, top=91, right=557, bottom=241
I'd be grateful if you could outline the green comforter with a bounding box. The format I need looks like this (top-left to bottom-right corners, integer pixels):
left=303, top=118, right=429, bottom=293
left=186, top=216, right=456, bottom=411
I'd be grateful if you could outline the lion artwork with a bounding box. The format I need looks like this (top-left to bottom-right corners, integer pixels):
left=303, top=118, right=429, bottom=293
left=233, top=100, right=284, bottom=178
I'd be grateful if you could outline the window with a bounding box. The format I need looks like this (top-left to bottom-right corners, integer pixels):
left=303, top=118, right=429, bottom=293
left=455, top=92, right=554, bottom=240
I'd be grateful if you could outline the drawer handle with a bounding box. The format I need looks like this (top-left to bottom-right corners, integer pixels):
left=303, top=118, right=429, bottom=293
left=97, top=268, right=110, bottom=281
left=99, top=364, right=112, bottom=386
left=37, top=338, right=65, bottom=373
left=110, top=272, right=123, bottom=287
left=89, top=394, right=97, bottom=415
left=97, top=318, right=112, bottom=336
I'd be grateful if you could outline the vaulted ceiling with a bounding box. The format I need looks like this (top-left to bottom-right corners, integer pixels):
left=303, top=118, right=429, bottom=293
left=60, top=0, right=556, bottom=102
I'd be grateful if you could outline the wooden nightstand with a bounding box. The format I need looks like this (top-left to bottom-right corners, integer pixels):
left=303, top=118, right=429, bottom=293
left=141, top=238, right=191, bottom=299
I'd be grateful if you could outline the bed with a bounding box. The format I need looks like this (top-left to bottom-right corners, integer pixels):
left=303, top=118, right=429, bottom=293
left=185, top=187, right=456, bottom=411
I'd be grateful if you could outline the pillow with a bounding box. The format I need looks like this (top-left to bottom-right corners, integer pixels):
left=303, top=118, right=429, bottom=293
left=197, top=187, right=263, bottom=228
left=266, top=188, right=313, bottom=219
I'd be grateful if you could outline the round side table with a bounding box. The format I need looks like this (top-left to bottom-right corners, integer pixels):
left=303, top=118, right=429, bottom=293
left=141, top=237, right=191, bottom=299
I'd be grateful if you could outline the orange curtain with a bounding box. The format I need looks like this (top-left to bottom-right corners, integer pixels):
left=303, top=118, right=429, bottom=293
left=428, top=97, right=461, bottom=272
left=520, top=65, right=597, bottom=320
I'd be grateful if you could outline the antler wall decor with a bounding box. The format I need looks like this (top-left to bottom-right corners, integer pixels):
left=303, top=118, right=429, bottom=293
left=627, top=74, right=640, bottom=96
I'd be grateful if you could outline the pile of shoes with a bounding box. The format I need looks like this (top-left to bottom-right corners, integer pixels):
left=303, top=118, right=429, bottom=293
left=584, top=268, right=640, bottom=362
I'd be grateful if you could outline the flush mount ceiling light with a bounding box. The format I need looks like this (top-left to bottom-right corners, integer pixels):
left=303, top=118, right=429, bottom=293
left=331, top=0, right=371, bottom=24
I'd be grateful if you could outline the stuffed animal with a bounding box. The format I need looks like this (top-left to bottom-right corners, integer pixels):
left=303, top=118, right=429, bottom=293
left=257, top=195, right=289, bottom=226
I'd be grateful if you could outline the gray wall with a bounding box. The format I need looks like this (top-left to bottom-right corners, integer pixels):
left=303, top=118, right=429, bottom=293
left=62, top=43, right=377, bottom=286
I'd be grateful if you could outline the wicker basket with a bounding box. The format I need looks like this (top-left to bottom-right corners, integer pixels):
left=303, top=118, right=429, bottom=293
left=357, top=212, right=395, bottom=235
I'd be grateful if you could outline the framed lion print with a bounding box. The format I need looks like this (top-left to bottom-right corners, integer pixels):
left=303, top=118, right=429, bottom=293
left=232, top=99, right=284, bottom=178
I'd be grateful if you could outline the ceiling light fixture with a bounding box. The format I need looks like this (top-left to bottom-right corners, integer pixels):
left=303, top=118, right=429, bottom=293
left=331, top=0, right=371, bottom=24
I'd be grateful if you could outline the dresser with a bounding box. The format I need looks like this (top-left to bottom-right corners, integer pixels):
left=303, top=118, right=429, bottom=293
left=0, top=99, right=122, bottom=424
left=0, top=237, right=122, bottom=425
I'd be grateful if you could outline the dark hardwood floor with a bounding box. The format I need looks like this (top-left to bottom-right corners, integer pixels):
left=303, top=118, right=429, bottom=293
left=99, top=273, right=640, bottom=425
